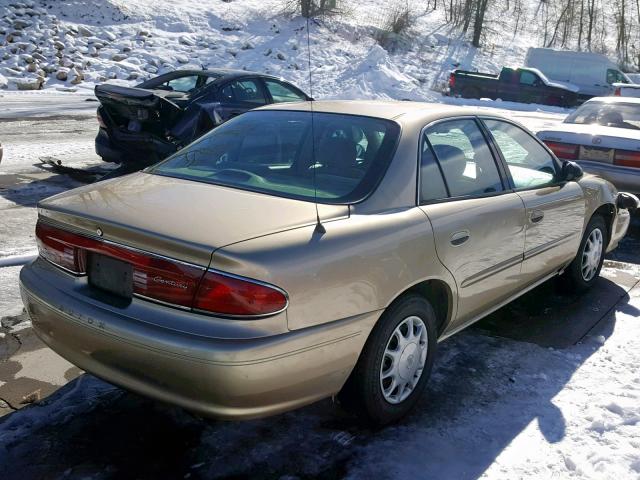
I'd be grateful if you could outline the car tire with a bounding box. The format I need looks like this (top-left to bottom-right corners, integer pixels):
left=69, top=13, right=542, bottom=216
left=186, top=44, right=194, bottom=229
left=562, top=215, right=607, bottom=292
left=338, top=294, right=438, bottom=426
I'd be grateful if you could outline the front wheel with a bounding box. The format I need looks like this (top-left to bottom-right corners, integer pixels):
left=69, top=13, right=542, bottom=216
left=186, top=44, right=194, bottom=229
left=561, top=215, right=607, bottom=291
left=338, top=294, right=438, bottom=425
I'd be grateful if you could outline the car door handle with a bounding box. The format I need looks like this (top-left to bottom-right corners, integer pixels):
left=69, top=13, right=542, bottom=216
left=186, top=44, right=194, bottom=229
left=530, top=210, right=545, bottom=223
left=450, top=230, right=470, bottom=246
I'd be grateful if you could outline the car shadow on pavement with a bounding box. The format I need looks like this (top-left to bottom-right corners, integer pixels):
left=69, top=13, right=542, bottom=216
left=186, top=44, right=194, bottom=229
left=0, top=276, right=636, bottom=480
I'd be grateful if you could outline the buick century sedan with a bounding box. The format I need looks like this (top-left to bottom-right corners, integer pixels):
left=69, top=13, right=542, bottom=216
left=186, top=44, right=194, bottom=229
left=20, top=101, right=636, bottom=425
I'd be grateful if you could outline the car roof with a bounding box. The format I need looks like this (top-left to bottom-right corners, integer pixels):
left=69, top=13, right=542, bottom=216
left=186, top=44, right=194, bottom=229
left=255, top=100, right=475, bottom=121
left=584, top=96, right=640, bottom=105
left=154, top=68, right=287, bottom=82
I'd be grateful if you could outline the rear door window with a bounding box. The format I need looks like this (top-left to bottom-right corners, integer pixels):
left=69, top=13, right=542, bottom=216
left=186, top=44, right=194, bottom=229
left=165, top=75, right=199, bottom=93
left=425, top=119, right=504, bottom=198
left=483, top=119, right=557, bottom=189
left=264, top=80, right=307, bottom=103
left=219, top=79, right=267, bottom=105
left=420, top=138, right=448, bottom=203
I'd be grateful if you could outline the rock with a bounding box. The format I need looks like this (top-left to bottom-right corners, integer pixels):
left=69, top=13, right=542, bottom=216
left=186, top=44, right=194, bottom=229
left=60, top=57, right=74, bottom=67
left=179, top=35, right=195, bottom=46
left=145, top=65, right=158, bottom=74
left=0, top=73, right=7, bottom=89
left=264, top=48, right=272, bottom=56
left=53, top=40, right=64, bottom=50
left=26, top=62, right=37, bottom=72
left=12, top=19, right=31, bottom=29
left=14, top=76, right=43, bottom=90
left=137, top=29, right=150, bottom=37
left=122, top=46, right=131, bottom=53
left=92, top=41, right=104, bottom=49
left=56, top=68, right=68, bottom=81
left=127, top=72, right=139, bottom=80
left=77, top=25, right=93, bottom=37
left=20, top=53, right=33, bottom=63
left=87, top=46, right=97, bottom=57
left=175, top=54, right=188, bottom=64
left=103, top=31, right=116, bottom=41
left=241, top=41, right=254, bottom=50
left=42, top=63, right=57, bottom=73
left=111, top=53, right=127, bottom=61
left=31, top=51, right=45, bottom=61
left=276, top=52, right=286, bottom=60
left=69, top=67, right=83, bottom=84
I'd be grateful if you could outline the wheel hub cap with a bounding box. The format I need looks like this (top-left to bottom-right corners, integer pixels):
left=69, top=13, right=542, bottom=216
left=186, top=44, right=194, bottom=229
left=380, top=315, right=428, bottom=404
left=581, top=228, right=603, bottom=282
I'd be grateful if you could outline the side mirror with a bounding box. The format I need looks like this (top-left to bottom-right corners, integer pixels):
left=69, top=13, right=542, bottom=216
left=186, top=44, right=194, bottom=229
left=561, top=160, right=583, bottom=182
left=617, top=192, right=639, bottom=210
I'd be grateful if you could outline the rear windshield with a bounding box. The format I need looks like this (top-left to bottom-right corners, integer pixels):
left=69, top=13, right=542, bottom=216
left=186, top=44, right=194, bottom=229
left=565, top=101, right=640, bottom=130
left=149, top=110, right=401, bottom=204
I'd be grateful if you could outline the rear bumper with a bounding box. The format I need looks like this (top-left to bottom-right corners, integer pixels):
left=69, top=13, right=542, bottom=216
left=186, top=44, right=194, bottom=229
left=578, top=160, right=640, bottom=196
left=20, top=258, right=377, bottom=419
left=95, top=128, right=177, bottom=165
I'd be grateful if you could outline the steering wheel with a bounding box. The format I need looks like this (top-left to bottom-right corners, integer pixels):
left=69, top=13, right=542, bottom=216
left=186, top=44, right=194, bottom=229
left=210, top=169, right=266, bottom=183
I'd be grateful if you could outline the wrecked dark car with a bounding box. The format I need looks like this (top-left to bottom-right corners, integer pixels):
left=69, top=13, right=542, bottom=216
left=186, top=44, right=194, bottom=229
left=95, top=69, right=311, bottom=165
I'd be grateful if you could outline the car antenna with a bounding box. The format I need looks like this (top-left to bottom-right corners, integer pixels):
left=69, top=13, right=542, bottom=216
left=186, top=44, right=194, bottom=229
left=306, top=11, right=325, bottom=234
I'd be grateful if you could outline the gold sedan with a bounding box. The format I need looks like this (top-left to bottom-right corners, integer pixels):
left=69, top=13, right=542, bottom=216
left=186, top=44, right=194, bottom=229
left=20, top=101, right=635, bottom=425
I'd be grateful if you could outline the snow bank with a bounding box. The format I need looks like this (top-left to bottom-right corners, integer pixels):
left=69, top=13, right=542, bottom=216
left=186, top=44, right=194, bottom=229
left=0, top=0, right=547, bottom=101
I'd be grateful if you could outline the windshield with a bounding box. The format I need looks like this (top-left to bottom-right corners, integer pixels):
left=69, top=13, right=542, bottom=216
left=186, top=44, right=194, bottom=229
left=564, top=102, right=640, bottom=130
left=149, top=110, right=401, bottom=203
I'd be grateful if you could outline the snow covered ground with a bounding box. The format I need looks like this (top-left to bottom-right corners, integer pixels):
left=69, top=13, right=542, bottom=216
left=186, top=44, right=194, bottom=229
left=0, top=270, right=638, bottom=479
left=1, top=1, right=639, bottom=478
left=0, top=92, right=638, bottom=478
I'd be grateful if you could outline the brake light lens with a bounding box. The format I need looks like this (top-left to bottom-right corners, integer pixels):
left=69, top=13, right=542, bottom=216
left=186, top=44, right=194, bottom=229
left=35, top=221, right=288, bottom=317
left=614, top=87, right=621, bottom=96
left=544, top=141, right=579, bottom=160
left=194, top=271, right=288, bottom=316
left=449, top=73, right=455, bottom=89
left=614, top=149, right=640, bottom=168
left=36, top=222, right=87, bottom=273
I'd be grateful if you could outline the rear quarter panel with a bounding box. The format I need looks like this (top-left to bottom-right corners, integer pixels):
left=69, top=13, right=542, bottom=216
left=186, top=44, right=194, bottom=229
left=210, top=208, right=457, bottom=332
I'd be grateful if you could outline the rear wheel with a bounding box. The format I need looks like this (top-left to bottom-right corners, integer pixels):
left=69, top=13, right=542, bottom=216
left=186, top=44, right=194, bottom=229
left=339, top=294, right=438, bottom=425
left=562, top=215, right=607, bottom=291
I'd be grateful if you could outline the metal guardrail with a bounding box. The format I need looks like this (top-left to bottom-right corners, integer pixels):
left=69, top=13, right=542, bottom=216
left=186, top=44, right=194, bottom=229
left=0, top=253, right=37, bottom=268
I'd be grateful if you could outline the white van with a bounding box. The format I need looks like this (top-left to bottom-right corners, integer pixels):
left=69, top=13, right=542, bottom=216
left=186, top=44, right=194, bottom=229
left=525, top=48, right=630, bottom=98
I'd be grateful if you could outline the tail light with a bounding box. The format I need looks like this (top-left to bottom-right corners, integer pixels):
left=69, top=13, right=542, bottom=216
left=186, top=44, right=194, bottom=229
left=614, top=149, right=640, bottom=168
left=544, top=141, right=579, bottom=160
left=96, top=109, right=107, bottom=128
left=194, top=271, right=288, bottom=316
left=614, top=87, right=621, bottom=96
left=449, top=73, right=455, bottom=89
left=35, top=221, right=287, bottom=317
left=36, top=222, right=87, bottom=274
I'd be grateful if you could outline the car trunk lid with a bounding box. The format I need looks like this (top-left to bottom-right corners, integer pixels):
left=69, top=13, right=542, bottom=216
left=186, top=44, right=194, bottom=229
left=538, top=123, right=640, bottom=165
left=37, top=172, right=348, bottom=267
left=95, top=84, right=185, bottom=136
